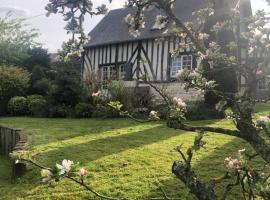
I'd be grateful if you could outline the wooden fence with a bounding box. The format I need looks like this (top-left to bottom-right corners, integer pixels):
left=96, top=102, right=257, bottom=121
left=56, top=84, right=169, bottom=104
left=0, top=126, right=28, bottom=179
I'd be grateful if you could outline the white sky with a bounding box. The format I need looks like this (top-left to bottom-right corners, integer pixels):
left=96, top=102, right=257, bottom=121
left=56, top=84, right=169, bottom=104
left=0, top=0, right=268, bottom=52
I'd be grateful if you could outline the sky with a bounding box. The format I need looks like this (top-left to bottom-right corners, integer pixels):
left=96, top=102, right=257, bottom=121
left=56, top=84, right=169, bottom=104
left=0, top=0, right=268, bottom=53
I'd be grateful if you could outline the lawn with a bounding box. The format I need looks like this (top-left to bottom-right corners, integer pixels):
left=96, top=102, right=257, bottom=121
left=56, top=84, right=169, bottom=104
left=0, top=104, right=269, bottom=200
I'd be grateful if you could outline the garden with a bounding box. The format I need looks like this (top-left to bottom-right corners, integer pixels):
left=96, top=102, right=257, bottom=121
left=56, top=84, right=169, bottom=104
left=0, top=103, right=268, bottom=199
left=1, top=0, right=270, bottom=200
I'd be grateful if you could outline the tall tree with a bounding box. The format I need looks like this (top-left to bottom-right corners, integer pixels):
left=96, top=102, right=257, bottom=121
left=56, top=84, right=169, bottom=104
left=0, top=13, right=39, bottom=66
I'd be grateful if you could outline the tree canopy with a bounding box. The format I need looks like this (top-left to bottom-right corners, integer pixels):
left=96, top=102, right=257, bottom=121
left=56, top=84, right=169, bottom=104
left=0, top=13, right=39, bottom=66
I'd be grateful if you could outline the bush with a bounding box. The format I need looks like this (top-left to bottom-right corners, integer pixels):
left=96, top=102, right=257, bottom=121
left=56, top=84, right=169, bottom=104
left=74, top=103, right=94, bottom=118
left=0, top=65, right=30, bottom=114
left=27, top=95, right=47, bottom=117
left=185, top=101, right=225, bottom=121
left=49, top=105, right=71, bottom=118
left=31, top=78, right=54, bottom=96
left=108, top=81, right=132, bottom=109
left=92, top=104, right=119, bottom=118
left=8, top=96, right=28, bottom=116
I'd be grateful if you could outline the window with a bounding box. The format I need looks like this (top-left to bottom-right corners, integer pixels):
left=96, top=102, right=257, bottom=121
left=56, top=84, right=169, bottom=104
left=171, top=55, right=193, bottom=77
left=258, top=78, right=266, bottom=90
left=102, top=64, right=125, bottom=89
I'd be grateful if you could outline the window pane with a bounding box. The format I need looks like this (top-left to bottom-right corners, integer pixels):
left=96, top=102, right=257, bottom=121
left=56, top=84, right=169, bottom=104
left=171, top=57, right=182, bottom=77
left=182, top=55, right=192, bottom=69
left=119, top=65, right=125, bottom=79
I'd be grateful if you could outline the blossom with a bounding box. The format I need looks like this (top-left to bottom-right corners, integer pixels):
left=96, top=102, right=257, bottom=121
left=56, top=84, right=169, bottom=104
left=41, top=169, right=53, bottom=183
left=257, top=116, right=270, bottom=127
left=205, top=80, right=216, bottom=88
left=153, top=15, right=168, bottom=29
left=256, top=70, right=263, bottom=75
left=198, top=33, right=210, bottom=40
left=176, top=69, right=184, bottom=78
left=188, top=71, right=200, bottom=79
left=92, top=91, right=101, bottom=97
left=78, top=168, right=88, bottom=177
left=224, top=157, right=242, bottom=169
left=56, top=159, right=74, bottom=175
left=149, top=111, right=159, bottom=120
left=208, top=8, right=215, bottom=16
left=238, top=149, right=246, bottom=154
left=172, top=97, right=187, bottom=108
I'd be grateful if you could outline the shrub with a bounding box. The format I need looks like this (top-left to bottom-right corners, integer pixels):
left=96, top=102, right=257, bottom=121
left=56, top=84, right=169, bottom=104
left=185, top=101, right=225, bottom=120
left=74, top=103, right=94, bottom=118
left=49, top=105, right=70, bottom=118
left=8, top=96, right=28, bottom=116
left=31, top=78, right=54, bottom=96
left=27, top=95, right=47, bottom=117
left=50, top=60, right=82, bottom=107
left=0, top=65, right=30, bottom=114
left=107, top=81, right=132, bottom=109
left=92, top=104, right=119, bottom=118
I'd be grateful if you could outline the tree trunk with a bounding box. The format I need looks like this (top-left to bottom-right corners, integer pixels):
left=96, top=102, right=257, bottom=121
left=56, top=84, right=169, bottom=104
left=237, top=121, right=270, bottom=164
left=172, top=162, right=217, bottom=200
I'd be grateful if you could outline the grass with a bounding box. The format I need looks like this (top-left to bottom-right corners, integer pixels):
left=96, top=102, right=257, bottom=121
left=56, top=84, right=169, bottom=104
left=0, top=104, right=269, bottom=200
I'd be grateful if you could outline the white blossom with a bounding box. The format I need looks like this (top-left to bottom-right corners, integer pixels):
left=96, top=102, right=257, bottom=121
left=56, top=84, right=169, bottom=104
left=56, top=159, right=74, bottom=175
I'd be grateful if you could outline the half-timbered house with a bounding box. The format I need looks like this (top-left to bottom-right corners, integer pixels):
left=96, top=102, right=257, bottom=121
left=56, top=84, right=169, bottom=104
left=83, top=0, right=253, bottom=100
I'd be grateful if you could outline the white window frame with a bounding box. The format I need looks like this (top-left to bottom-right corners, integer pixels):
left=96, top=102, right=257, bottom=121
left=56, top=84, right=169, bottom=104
left=101, top=64, right=125, bottom=89
left=170, top=55, right=193, bottom=78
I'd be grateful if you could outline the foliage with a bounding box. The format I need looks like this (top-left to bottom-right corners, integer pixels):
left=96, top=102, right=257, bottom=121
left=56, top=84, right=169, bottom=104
left=49, top=104, right=71, bottom=118
left=83, top=69, right=101, bottom=95
left=23, top=47, right=50, bottom=71
left=92, top=104, right=120, bottom=118
left=186, top=101, right=225, bottom=120
left=50, top=60, right=82, bottom=107
left=31, top=78, right=54, bottom=96
left=74, top=102, right=94, bottom=118
left=27, top=95, right=47, bottom=117
left=0, top=14, right=39, bottom=66
left=0, top=65, right=30, bottom=114
left=8, top=96, right=28, bottom=116
left=45, top=0, right=108, bottom=58
left=30, top=65, right=45, bottom=83
left=107, top=80, right=133, bottom=109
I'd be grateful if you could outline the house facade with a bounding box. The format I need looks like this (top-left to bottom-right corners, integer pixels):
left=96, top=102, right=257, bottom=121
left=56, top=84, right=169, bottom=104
left=83, top=0, right=261, bottom=101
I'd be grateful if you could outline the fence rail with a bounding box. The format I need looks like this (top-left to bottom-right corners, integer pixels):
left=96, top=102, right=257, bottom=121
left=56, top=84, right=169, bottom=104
left=0, top=126, right=28, bottom=179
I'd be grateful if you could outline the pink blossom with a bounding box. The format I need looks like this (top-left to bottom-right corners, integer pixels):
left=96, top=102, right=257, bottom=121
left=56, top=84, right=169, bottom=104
left=257, top=116, right=270, bottom=126
left=149, top=111, right=159, bottom=120
left=92, top=91, right=101, bottom=97
left=172, top=97, right=187, bottom=108
left=176, top=70, right=184, bottom=78
left=78, top=168, right=88, bottom=177
left=224, top=157, right=242, bottom=169
left=42, top=169, right=53, bottom=183
left=256, top=70, right=263, bottom=75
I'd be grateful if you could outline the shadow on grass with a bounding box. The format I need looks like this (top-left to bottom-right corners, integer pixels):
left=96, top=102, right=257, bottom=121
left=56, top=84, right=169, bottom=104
left=144, top=136, right=261, bottom=200
left=37, top=124, right=188, bottom=165
left=0, top=117, right=140, bottom=146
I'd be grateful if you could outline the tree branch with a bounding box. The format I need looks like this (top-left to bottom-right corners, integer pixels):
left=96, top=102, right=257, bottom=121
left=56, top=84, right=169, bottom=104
left=167, top=119, right=240, bottom=137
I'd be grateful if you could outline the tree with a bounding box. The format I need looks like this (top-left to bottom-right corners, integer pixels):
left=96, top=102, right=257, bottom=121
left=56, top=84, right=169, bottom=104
left=23, top=47, right=50, bottom=72
left=0, top=14, right=39, bottom=66
left=0, top=65, right=30, bottom=114
left=50, top=58, right=82, bottom=107
left=43, top=0, right=270, bottom=199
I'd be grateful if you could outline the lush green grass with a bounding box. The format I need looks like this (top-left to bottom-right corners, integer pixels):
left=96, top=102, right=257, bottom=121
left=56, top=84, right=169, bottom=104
left=0, top=104, right=269, bottom=200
